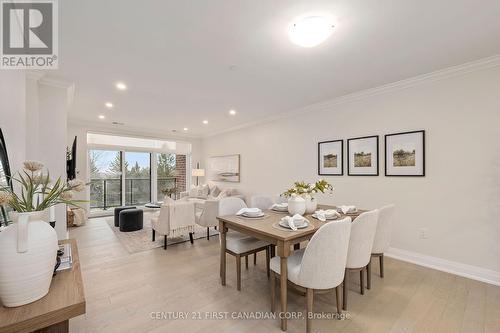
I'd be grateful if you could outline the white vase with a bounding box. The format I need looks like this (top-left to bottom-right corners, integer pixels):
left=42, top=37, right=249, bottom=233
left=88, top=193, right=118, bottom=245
left=305, top=197, right=318, bottom=214
left=288, top=196, right=306, bottom=215
left=0, top=211, right=58, bottom=307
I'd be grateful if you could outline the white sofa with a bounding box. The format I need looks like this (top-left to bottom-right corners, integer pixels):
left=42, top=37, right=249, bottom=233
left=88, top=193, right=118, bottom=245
left=179, top=184, right=245, bottom=239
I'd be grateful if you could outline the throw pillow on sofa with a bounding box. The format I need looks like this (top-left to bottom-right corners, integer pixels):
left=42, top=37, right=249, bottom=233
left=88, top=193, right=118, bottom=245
left=189, top=184, right=209, bottom=199
left=207, top=182, right=221, bottom=197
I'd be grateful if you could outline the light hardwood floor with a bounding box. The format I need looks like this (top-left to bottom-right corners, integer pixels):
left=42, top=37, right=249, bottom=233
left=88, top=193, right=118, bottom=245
left=69, top=218, right=500, bottom=333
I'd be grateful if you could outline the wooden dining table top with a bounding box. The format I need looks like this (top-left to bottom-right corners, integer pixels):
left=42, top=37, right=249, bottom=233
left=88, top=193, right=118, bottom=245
left=217, top=204, right=366, bottom=244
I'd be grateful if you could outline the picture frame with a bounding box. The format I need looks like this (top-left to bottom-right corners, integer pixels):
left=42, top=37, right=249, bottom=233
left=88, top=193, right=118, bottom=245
left=318, top=140, right=343, bottom=176
left=385, top=130, right=425, bottom=177
left=347, top=135, right=379, bottom=176
left=207, top=154, right=241, bottom=182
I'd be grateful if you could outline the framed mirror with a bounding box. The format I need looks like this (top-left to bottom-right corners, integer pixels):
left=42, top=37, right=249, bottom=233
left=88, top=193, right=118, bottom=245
left=0, top=128, right=12, bottom=226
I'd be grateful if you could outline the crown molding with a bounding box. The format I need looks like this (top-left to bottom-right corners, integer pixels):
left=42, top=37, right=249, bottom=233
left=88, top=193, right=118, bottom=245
left=204, top=54, right=500, bottom=138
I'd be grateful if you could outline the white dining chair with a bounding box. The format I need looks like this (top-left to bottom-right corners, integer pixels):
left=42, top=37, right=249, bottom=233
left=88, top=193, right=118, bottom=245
left=370, top=204, right=395, bottom=284
left=269, top=218, right=351, bottom=333
left=249, top=195, right=274, bottom=210
left=219, top=197, right=271, bottom=291
left=343, top=209, right=379, bottom=310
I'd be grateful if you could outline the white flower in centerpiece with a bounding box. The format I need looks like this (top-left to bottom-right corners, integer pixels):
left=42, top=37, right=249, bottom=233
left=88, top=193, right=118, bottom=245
left=23, top=160, right=44, bottom=172
left=68, top=179, right=86, bottom=192
left=0, top=191, right=13, bottom=205
left=60, top=191, right=74, bottom=200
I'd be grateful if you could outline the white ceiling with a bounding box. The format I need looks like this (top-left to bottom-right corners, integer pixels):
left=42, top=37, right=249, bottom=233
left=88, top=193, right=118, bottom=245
left=58, top=0, right=500, bottom=137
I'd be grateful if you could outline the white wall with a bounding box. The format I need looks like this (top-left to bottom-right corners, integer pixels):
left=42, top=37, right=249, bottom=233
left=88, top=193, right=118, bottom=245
left=202, top=65, right=500, bottom=275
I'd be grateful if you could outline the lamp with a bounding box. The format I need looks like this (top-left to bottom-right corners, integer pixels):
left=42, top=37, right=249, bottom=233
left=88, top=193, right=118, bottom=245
left=192, top=163, right=205, bottom=186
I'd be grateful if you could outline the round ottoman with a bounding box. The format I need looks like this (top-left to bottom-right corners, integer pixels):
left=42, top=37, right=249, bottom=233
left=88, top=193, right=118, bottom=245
left=114, top=206, right=136, bottom=227
left=119, top=209, right=143, bottom=232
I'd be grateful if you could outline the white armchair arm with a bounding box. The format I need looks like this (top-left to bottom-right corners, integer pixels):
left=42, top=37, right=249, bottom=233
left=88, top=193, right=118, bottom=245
left=195, top=199, right=219, bottom=228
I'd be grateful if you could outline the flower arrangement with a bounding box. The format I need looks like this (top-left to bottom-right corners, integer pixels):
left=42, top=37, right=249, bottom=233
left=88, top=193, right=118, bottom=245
left=282, top=179, right=334, bottom=199
left=0, top=160, right=87, bottom=213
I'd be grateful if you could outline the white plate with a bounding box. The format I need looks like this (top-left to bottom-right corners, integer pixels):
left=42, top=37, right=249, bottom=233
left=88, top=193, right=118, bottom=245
left=242, top=212, right=265, bottom=218
left=312, top=214, right=339, bottom=221
left=271, top=207, right=288, bottom=212
left=278, top=220, right=309, bottom=229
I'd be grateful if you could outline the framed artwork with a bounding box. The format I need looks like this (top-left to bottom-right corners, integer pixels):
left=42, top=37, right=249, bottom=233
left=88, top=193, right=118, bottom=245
left=208, top=154, right=240, bottom=182
left=385, top=130, right=425, bottom=176
left=347, top=135, right=379, bottom=176
left=318, top=140, right=343, bottom=175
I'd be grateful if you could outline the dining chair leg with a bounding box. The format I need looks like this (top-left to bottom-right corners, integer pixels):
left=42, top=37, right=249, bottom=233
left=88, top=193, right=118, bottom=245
left=294, top=243, right=300, bottom=250
left=206, top=227, right=210, bottom=240
left=163, top=235, right=167, bottom=250
left=266, top=247, right=270, bottom=279
left=236, top=255, right=242, bottom=291
left=379, top=254, right=384, bottom=278
left=306, top=288, right=314, bottom=333
left=152, top=229, right=155, bottom=242
left=360, top=268, right=365, bottom=295
left=342, top=269, right=348, bottom=310
left=189, top=232, right=194, bottom=244
left=335, top=286, right=342, bottom=316
left=254, top=253, right=257, bottom=265
left=245, top=255, right=249, bottom=269
left=270, top=271, right=276, bottom=313
left=367, top=260, right=372, bottom=290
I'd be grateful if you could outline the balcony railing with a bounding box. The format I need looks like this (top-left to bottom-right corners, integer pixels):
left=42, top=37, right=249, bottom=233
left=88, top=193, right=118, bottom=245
left=90, top=177, right=177, bottom=210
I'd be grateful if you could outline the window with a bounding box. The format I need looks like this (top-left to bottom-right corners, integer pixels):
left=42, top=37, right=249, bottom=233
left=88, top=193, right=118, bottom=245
left=89, top=150, right=122, bottom=210
left=124, top=152, right=151, bottom=206
left=156, top=153, right=176, bottom=200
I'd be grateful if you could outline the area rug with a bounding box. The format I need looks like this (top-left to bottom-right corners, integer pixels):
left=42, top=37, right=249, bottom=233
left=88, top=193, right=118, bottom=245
left=105, top=213, right=219, bottom=254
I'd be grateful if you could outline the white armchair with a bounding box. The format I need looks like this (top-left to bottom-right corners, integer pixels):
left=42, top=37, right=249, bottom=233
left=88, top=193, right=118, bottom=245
left=195, top=198, right=220, bottom=240
left=343, top=209, right=379, bottom=310
left=151, top=201, right=196, bottom=250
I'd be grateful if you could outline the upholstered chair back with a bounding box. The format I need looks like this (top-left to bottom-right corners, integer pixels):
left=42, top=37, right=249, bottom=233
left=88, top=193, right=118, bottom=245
left=298, top=218, right=352, bottom=289
left=250, top=195, right=274, bottom=210
left=346, top=210, right=379, bottom=269
left=372, top=204, right=396, bottom=254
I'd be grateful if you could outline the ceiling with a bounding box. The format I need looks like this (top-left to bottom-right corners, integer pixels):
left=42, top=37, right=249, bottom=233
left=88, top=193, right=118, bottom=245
left=58, top=0, right=500, bottom=137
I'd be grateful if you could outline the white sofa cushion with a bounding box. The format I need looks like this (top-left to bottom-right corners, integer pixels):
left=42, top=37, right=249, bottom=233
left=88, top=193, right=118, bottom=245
left=188, top=184, right=209, bottom=199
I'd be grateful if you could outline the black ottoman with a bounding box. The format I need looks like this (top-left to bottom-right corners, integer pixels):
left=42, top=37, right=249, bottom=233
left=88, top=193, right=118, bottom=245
left=114, top=206, right=136, bottom=227
left=119, top=209, right=143, bottom=232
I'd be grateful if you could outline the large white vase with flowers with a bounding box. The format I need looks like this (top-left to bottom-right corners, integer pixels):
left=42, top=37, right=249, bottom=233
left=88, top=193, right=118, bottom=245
left=282, top=180, right=334, bottom=215
left=0, top=161, right=86, bottom=307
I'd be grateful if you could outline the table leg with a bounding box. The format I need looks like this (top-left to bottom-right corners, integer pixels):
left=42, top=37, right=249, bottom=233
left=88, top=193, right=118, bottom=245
left=277, top=241, right=290, bottom=331
left=37, top=320, right=69, bottom=333
left=219, top=221, right=227, bottom=286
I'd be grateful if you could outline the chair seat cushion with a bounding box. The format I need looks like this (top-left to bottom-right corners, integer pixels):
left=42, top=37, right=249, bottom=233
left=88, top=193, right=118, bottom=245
left=270, top=249, right=305, bottom=285
left=226, top=235, right=269, bottom=254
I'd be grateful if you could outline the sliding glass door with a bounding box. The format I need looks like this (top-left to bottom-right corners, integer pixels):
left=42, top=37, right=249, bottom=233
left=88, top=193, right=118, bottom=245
left=89, top=150, right=122, bottom=210
left=156, top=153, right=177, bottom=200
left=124, top=152, right=151, bottom=206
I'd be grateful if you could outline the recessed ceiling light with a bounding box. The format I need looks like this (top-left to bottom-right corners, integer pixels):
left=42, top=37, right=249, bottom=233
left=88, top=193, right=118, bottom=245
left=203, top=120, right=208, bottom=125
left=98, top=115, right=105, bottom=119
left=115, top=82, right=127, bottom=90
left=229, top=109, right=237, bottom=115
left=289, top=16, right=334, bottom=48
left=105, top=102, right=114, bottom=108
left=183, top=127, right=188, bottom=131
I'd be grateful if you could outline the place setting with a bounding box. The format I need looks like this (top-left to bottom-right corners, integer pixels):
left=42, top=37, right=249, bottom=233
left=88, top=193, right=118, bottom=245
left=235, top=207, right=268, bottom=220
left=273, top=213, right=312, bottom=232
left=270, top=202, right=289, bottom=213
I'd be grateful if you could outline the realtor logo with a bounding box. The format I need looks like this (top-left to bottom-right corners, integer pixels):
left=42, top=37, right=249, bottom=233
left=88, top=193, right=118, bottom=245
left=1, top=0, right=58, bottom=69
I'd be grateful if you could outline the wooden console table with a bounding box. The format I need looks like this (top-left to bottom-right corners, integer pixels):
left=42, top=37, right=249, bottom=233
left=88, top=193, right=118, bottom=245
left=0, top=239, right=86, bottom=333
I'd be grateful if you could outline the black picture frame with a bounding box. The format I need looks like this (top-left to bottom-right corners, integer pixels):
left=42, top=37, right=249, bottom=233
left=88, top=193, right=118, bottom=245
left=385, top=130, right=425, bottom=177
left=318, top=140, right=344, bottom=176
left=347, top=135, right=379, bottom=176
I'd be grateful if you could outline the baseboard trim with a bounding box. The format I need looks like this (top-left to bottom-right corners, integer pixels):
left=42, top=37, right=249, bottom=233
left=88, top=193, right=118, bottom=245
left=385, top=247, right=500, bottom=286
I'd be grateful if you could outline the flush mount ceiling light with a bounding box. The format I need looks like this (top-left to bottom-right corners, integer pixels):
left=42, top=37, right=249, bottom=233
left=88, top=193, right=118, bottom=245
left=115, top=82, right=127, bottom=91
left=288, top=16, right=334, bottom=48
left=98, top=115, right=105, bottom=120
left=105, top=102, right=114, bottom=108
left=229, top=109, right=236, bottom=115
left=202, top=120, right=208, bottom=125
left=183, top=127, right=188, bottom=131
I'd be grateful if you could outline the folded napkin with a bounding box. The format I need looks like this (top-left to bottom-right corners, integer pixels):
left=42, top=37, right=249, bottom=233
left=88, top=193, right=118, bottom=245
left=314, top=209, right=341, bottom=222
left=236, top=208, right=262, bottom=216
left=338, top=205, right=357, bottom=214
left=271, top=203, right=288, bottom=209
left=280, top=214, right=307, bottom=231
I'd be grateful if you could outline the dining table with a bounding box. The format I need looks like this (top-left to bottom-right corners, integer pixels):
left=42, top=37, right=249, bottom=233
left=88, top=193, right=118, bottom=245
left=217, top=204, right=365, bottom=331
